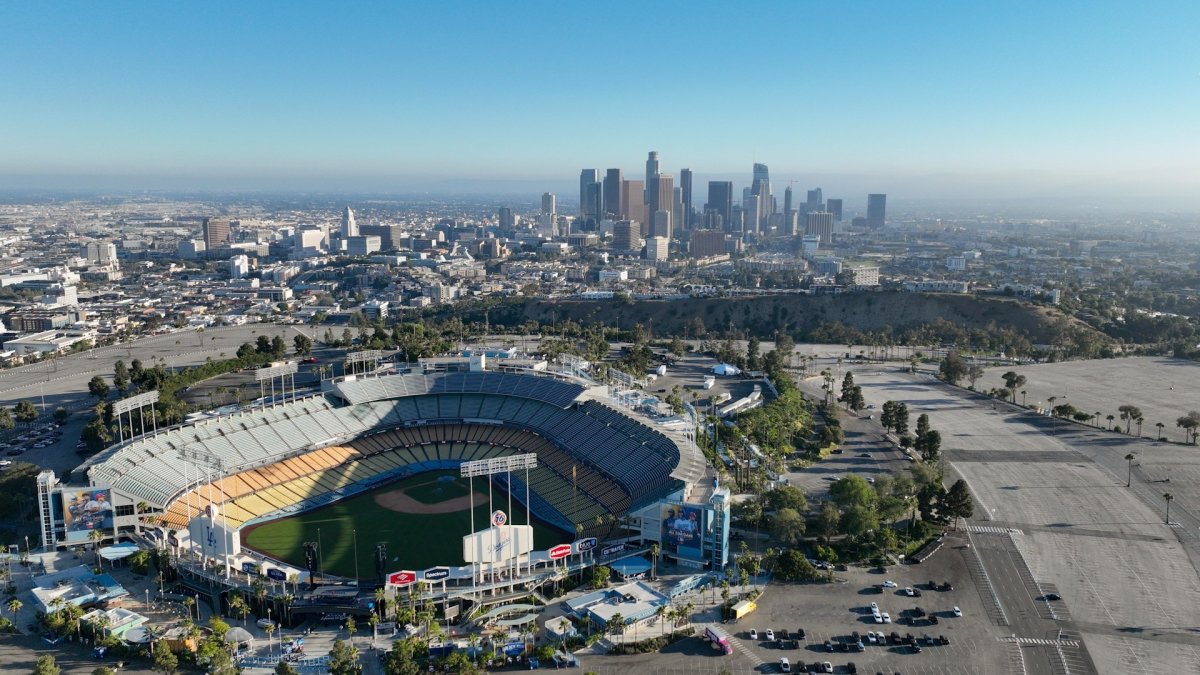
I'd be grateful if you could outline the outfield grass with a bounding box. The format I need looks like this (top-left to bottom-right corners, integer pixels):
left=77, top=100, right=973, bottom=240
left=242, top=470, right=567, bottom=578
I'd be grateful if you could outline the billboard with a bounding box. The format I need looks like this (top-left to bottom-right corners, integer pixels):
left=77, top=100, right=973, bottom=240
left=387, top=570, right=416, bottom=586
left=423, top=566, right=451, bottom=582
left=661, top=504, right=704, bottom=553
left=61, top=489, right=115, bottom=544
left=463, top=525, right=534, bottom=565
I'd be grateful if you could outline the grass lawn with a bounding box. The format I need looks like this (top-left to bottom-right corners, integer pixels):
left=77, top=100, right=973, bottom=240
left=242, top=470, right=567, bottom=578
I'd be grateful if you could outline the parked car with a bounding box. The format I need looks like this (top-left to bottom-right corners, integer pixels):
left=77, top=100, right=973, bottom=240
left=749, top=629, right=758, bottom=640
left=882, top=580, right=898, bottom=588
left=953, top=607, right=962, bottom=617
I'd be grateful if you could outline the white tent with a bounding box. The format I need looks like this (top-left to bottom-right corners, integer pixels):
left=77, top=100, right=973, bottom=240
left=712, top=363, right=741, bottom=376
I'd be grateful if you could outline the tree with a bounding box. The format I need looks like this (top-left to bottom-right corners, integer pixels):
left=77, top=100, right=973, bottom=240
left=776, top=549, right=818, bottom=582
left=943, top=479, right=975, bottom=529
left=92, top=668, right=116, bottom=675
left=815, top=502, right=840, bottom=543
left=293, top=334, right=313, bottom=355
left=892, top=403, right=910, bottom=436
left=938, top=351, right=968, bottom=384
left=880, top=401, right=897, bottom=432
left=328, top=639, right=361, bottom=675
left=383, top=637, right=424, bottom=675
left=1118, top=405, right=1142, bottom=434
left=830, top=475, right=876, bottom=509
left=0, top=407, right=11, bottom=430
left=153, top=646, right=179, bottom=675
left=88, top=375, right=110, bottom=401
left=840, top=504, right=879, bottom=537
left=1176, top=411, right=1200, bottom=444
left=915, top=413, right=930, bottom=440
left=270, top=335, right=287, bottom=358
left=1001, top=371, right=1026, bottom=403
left=255, top=335, right=272, bottom=354
left=762, top=485, right=808, bottom=513
left=606, top=613, right=625, bottom=637
left=113, top=360, right=129, bottom=393
left=275, top=662, right=301, bottom=675
left=839, top=372, right=856, bottom=404
left=966, top=364, right=985, bottom=389
left=14, top=399, right=38, bottom=423
left=7, top=598, right=22, bottom=616
left=591, top=565, right=611, bottom=589
left=746, top=336, right=761, bottom=371
left=771, top=508, right=806, bottom=546
left=915, top=429, right=942, bottom=463
left=34, top=655, right=61, bottom=675
left=53, top=407, right=68, bottom=425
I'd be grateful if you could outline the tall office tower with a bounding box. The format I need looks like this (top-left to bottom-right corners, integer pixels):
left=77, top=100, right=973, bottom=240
left=651, top=209, right=672, bottom=240
left=867, top=193, right=887, bottom=228
left=691, top=230, right=728, bottom=258
left=826, top=198, right=843, bottom=221
left=655, top=174, right=674, bottom=217
left=783, top=186, right=793, bottom=223
left=613, top=220, right=643, bottom=253
left=579, top=169, right=600, bottom=218
left=202, top=217, right=232, bottom=250
left=603, top=168, right=623, bottom=218
left=752, top=163, right=770, bottom=194
left=620, top=180, right=646, bottom=228
left=340, top=206, right=358, bottom=238
left=706, top=181, right=734, bottom=226
left=672, top=186, right=684, bottom=238
left=541, top=192, right=556, bottom=216
left=805, top=211, right=835, bottom=244
left=584, top=182, right=602, bottom=225
left=743, top=188, right=763, bottom=235
left=645, top=236, right=669, bottom=262
left=498, top=207, right=515, bottom=231
left=680, top=168, right=693, bottom=229
left=806, top=188, right=824, bottom=209
left=644, top=151, right=660, bottom=217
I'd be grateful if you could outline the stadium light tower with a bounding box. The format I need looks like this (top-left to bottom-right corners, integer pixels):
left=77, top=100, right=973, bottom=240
left=113, top=390, right=159, bottom=443
left=254, top=362, right=299, bottom=405
left=461, top=453, right=538, bottom=581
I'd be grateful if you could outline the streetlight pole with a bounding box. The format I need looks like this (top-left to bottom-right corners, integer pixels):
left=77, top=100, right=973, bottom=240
left=353, top=529, right=359, bottom=584
left=1164, top=493, right=1174, bottom=525
left=1125, top=454, right=1135, bottom=488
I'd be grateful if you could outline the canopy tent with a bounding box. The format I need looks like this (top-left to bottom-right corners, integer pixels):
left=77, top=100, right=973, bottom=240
left=711, top=363, right=741, bottom=376
left=98, top=543, right=140, bottom=561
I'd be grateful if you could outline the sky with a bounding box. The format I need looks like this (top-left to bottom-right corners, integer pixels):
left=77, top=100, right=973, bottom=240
left=3, top=1, right=1200, bottom=208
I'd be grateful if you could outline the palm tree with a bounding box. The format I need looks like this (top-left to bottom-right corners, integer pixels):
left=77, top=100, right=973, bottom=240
left=1125, top=453, right=1135, bottom=488
left=1164, top=493, right=1174, bottom=525
left=89, top=529, right=104, bottom=567
left=6, top=598, right=22, bottom=616
left=182, top=596, right=196, bottom=623
left=1136, top=416, right=1145, bottom=437
left=229, top=593, right=249, bottom=626
left=649, top=543, right=659, bottom=580
left=1106, top=414, right=1115, bottom=430
left=1093, top=411, right=1101, bottom=427
left=1156, top=422, right=1165, bottom=440
left=1020, top=390, right=1027, bottom=406
left=655, top=605, right=666, bottom=635
left=607, top=613, right=624, bottom=639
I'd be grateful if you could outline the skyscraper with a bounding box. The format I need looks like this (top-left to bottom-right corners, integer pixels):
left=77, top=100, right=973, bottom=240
left=806, top=188, right=823, bottom=209
left=805, top=211, right=834, bottom=243
left=651, top=210, right=672, bottom=240
left=202, top=217, right=231, bottom=250
left=644, top=151, right=660, bottom=219
left=752, top=163, right=770, bottom=194
left=498, top=207, right=515, bottom=231
left=655, top=174, right=674, bottom=217
left=706, top=181, right=734, bottom=229
left=579, top=169, right=600, bottom=218
left=620, top=180, right=646, bottom=227
left=867, top=194, right=887, bottom=228
left=783, top=186, right=793, bottom=222
left=340, top=206, right=358, bottom=238
left=603, top=168, right=622, bottom=218
left=613, top=220, right=643, bottom=253
left=680, top=168, right=693, bottom=229
left=541, top=192, right=557, bottom=216
left=826, top=198, right=843, bottom=221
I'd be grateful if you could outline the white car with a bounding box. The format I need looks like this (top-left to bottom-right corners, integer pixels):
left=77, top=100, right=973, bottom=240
left=869, top=602, right=879, bottom=612
left=873, top=611, right=883, bottom=624
left=953, top=606, right=963, bottom=617
left=749, top=629, right=758, bottom=640
left=867, top=477, right=876, bottom=484
left=822, top=661, right=833, bottom=673
left=905, top=587, right=915, bottom=597
left=866, top=631, right=878, bottom=644
left=766, top=629, right=775, bottom=641
left=257, top=618, right=276, bottom=629
left=882, top=580, right=898, bottom=588
left=779, top=657, right=791, bottom=672
left=882, top=612, right=891, bottom=624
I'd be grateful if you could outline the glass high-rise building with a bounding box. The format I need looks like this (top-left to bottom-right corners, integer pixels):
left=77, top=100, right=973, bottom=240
left=680, top=168, right=693, bottom=229
left=706, top=181, right=733, bottom=228
left=867, top=194, right=887, bottom=228
left=603, top=169, right=622, bottom=218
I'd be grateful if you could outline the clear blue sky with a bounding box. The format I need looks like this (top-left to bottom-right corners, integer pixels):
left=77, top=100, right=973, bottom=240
left=3, top=1, right=1199, bottom=206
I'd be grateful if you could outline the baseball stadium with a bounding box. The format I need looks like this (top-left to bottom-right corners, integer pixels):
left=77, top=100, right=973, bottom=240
left=40, top=356, right=727, bottom=617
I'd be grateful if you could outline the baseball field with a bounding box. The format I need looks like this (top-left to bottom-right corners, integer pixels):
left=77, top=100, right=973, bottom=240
left=241, top=469, right=568, bottom=578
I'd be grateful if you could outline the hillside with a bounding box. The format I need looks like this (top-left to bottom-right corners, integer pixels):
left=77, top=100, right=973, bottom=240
left=454, top=292, right=1097, bottom=346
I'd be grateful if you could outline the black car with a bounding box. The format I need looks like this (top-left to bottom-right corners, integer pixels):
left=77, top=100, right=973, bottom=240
left=791, top=639, right=800, bottom=649
left=797, top=628, right=806, bottom=640
left=940, top=581, right=953, bottom=591
left=912, top=589, right=922, bottom=597
left=824, top=641, right=834, bottom=652
left=911, top=643, right=922, bottom=654
left=939, top=635, right=949, bottom=645
left=928, top=580, right=937, bottom=589
left=912, top=607, right=925, bottom=617
left=929, top=614, right=939, bottom=625
left=780, top=629, right=789, bottom=640
left=847, top=663, right=858, bottom=674
left=1044, top=593, right=1062, bottom=601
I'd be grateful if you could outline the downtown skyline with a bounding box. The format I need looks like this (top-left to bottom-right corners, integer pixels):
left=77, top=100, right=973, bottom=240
left=2, top=1, right=1200, bottom=210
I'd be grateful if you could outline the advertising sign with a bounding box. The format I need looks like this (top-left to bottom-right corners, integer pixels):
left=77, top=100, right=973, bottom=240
left=266, top=568, right=287, bottom=582
left=600, top=543, right=625, bottom=558
left=423, top=566, right=451, bottom=582
left=490, top=510, right=507, bottom=527
left=387, top=570, right=416, bottom=586
left=548, top=544, right=572, bottom=560
left=242, top=562, right=258, bottom=574
left=574, top=538, right=598, bottom=554
left=661, top=504, right=704, bottom=553
left=61, top=488, right=115, bottom=544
